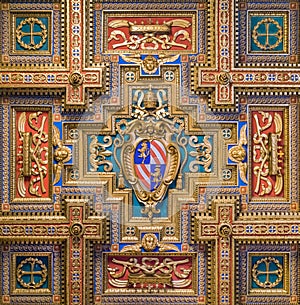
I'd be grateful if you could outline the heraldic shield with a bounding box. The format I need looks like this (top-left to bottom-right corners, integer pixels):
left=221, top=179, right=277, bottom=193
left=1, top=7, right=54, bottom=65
left=119, top=117, right=181, bottom=219
left=134, top=139, right=167, bottom=192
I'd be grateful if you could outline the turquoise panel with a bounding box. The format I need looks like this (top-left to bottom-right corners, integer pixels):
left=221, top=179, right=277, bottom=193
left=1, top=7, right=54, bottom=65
left=15, top=255, right=49, bottom=289
left=251, top=255, right=284, bottom=289
left=250, top=16, right=284, bottom=52
left=16, top=17, right=49, bottom=51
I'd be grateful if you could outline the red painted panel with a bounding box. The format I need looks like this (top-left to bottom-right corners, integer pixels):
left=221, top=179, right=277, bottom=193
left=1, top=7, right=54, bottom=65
left=251, top=110, right=284, bottom=198
left=105, top=253, right=195, bottom=293
left=107, top=16, right=193, bottom=51
left=15, top=110, right=50, bottom=199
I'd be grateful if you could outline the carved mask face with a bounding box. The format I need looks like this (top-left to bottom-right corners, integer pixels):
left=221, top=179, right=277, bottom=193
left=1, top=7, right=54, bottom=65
left=229, top=146, right=246, bottom=162
left=142, top=56, right=159, bottom=73
left=54, top=147, right=69, bottom=161
left=142, top=233, right=158, bottom=251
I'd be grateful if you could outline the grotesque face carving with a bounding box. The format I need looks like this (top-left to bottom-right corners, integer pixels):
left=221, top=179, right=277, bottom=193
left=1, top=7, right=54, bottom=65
left=142, top=55, right=159, bottom=74
left=142, top=233, right=158, bottom=251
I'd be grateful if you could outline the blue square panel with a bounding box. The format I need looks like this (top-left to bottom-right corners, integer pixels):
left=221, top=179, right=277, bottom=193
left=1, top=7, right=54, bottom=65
left=248, top=12, right=288, bottom=54
left=235, top=0, right=297, bottom=67
left=15, top=16, right=50, bottom=52
left=249, top=15, right=286, bottom=53
left=250, top=255, right=285, bottom=290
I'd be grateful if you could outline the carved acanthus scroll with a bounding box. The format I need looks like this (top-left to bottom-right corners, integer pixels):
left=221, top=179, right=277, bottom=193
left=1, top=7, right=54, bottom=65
left=189, top=135, right=212, bottom=173
left=89, top=135, right=113, bottom=172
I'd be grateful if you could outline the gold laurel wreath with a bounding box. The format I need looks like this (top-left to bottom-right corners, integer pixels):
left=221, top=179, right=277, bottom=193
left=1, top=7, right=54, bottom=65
left=252, top=18, right=283, bottom=51
left=16, top=17, right=48, bottom=50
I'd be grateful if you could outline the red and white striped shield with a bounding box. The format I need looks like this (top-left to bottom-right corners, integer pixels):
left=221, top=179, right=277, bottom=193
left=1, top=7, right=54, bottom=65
left=134, top=139, right=167, bottom=192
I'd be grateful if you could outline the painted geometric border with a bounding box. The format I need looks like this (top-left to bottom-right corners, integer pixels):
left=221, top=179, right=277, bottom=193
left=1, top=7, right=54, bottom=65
left=86, top=0, right=215, bottom=67
left=235, top=0, right=299, bottom=67
left=0, top=1, right=66, bottom=68
left=235, top=241, right=299, bottom=305
left=0, top=241, right=66, bottom=305
left=86, top=242, right=215, bottom=305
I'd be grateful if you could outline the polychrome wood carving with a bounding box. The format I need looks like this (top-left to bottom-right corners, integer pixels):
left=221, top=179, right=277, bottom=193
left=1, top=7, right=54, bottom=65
left=0, top=0, right=300, bottom=305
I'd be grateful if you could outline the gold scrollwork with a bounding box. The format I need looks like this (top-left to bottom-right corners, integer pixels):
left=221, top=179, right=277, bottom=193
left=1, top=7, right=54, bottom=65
left=16, top=257, right=48, bottom=289
left=228, top=124, right=248, bottom=184
left=107, top=256, right=191, bottom=289
left=189, top=135, right=212, bottom=173
left=89, top=135, right=113, bottom=172
left=17, top=112, right=48, bottom=197
left=53, top=125, right=72, bottom=185
left=253, top=112, right=283, bottom=196
left=108, top=19, right=191, bottom=50
left=16, top=17, right=48, bottom=50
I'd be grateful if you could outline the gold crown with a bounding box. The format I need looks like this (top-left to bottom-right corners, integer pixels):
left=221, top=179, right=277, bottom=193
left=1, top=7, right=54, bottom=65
left=144, top=86, right=157, bottom=109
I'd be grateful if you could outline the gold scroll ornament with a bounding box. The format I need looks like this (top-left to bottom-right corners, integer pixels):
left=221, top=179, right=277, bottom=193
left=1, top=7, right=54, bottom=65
left=17, top=112, right=48, bottom=197
left=108, top=19, right=191, bottom=50
left=107, top=256, right=192, bottom=289
left=189, top=135, right=212, bottom=173
left=253, top=111, right=283, bottom=196
left=88, top=135, right=113, bottom=172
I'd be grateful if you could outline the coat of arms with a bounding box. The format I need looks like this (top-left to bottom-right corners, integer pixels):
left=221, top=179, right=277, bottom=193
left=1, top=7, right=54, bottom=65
left=134, top=139, right=167, bottom=191
left=114, top=86, right=186, bottom=219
